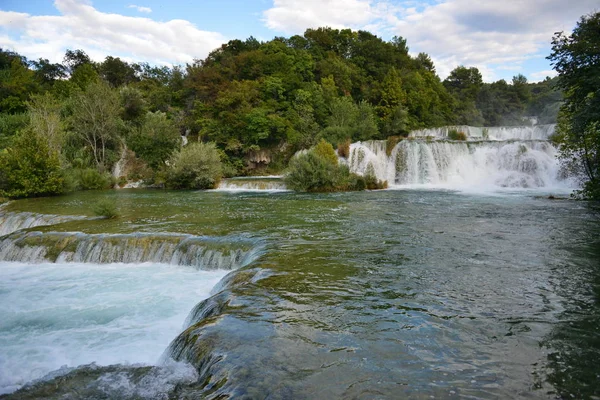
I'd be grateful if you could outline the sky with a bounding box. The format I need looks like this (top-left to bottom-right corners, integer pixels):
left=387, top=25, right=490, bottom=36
left=0, top=0, right=597, bottom=82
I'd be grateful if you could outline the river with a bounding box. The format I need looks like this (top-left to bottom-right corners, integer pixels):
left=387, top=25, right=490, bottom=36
left=0, top=185, right=598, bottom=399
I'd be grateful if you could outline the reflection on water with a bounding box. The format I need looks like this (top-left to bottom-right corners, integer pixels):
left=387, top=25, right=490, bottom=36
left=1, top=189, right=599, bottom=399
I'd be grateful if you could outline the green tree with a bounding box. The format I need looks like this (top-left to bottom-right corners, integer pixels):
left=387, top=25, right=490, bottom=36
left=28, top=92, right=65, bottom=155
left=549, top=12, right=600, bottom=198
left=70, top=81, right=122, bottom=170
left=128, top=111, right=181, bottom=169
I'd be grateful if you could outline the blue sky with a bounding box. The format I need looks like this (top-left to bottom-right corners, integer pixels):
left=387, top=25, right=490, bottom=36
left=0, top=0, right=597, bottom=81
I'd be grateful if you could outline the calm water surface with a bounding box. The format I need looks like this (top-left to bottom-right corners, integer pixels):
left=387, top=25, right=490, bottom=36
left=1, top=189, right=599, bottom=399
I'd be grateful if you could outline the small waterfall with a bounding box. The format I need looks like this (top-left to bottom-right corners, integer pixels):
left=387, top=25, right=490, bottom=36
left=0, top=211, right=86, bottom=237
left=216, top=177, right=287, bottom=191
left=409, top=124, right=556, bottom=141
left=347, top=125, right=570, bottom=189
left=0, top=231, right=262, bottom=269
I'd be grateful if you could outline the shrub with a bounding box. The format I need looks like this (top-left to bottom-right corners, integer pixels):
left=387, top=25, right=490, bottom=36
left=386, top=136, right=402, bottom=156
left=64, top=168, right=113, bottom=191
left=93, top=199, right=119, bottom=219
left=285, top=142, right=387, bottom=193
left=313, top=139, right=339, bottom=165
left=448, top=129, right=467, bottom=141
left=166, top=142, right=222, bottom=190
left=0, top=129, right=64, bottom=199
left=337, top=139, right=351, bottom=158
left=285, top=151, right=347, bottom=192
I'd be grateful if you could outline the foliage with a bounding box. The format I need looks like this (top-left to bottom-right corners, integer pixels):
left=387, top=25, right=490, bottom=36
left=166, top=142, right=223, bottom=189
left=93, top=198, right=119, bottom=219
left=69, top=81, right=121, bottom=170
left=0, top=27, right=571, bottom=198
left=0, top=129, right=64, bottom=198
left=284, top=151, right=349, bottom=192
left=549, top=12, right=600, bottom=199
left=386, top=136, right=402, bottom=156
left=127, top=111, right=181, bottom=169
left=0, top=112, right=28, bottom=148
left=285, top=141, right=385, bottom=192
left=28, top=92, right=65, bottom=155
left=448, top=129, right=467, bottom=141
left=65, top=168, right=113, bottom=191
left=312, top=139, right=339, bottom=165
left=337, top=139, right=350, bottom=158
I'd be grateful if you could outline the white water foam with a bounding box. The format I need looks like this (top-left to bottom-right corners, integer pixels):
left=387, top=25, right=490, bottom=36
left=346, top=131, right=576, bottom=193
left=215, top=177, right=288, bottom=192
left=0, top=211, right=86, bottom=237
left=0, top=261, right=227, bottom=395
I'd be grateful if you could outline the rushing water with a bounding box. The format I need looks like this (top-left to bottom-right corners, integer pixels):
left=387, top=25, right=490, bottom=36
left=0, top=187, right=598, bottom=399
left=345, top=124, right=576, bottom=193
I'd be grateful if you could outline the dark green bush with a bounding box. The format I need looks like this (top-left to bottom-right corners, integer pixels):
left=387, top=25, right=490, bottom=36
left=166, top=142, right=222, bottom=189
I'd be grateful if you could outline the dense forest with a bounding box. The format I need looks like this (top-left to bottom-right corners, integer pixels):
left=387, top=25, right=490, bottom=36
left=0, top=27, right=562, bottom=198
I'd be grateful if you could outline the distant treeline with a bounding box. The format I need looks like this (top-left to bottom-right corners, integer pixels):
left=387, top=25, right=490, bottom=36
left=0, top=28, right=561, bottom=197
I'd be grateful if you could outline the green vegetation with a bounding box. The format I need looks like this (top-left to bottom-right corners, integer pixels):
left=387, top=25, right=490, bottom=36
left=166, top=142, right=223, bottom=190
left=93, top=199, right=119, bottom=219
left=549, top=12, right=600, bottom=199
left=0, top=25, right=567, bottom=197
left=285, top=139, right=385, bottom=192
left=448, top=129, right=467, bottom=141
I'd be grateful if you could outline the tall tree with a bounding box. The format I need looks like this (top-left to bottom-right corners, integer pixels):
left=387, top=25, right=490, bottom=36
left=70, top=81, right=122, bottom=170
left=548, top=12, right=600, bottom=198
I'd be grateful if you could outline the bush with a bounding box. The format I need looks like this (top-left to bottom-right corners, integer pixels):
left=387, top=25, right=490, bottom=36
left=448, top=129, right=467, bottom=141
left=64, top=168, right=113, bottom=191
left=93, top=199, right=119, bottom=219
left=386, top=136, right=402, bottom=156
left=313, top=139, right=339, bottom=165
left=337, top=139, right=351, bottom=158
left=166, top=142, right=222, bottom=189
left=285, top=151, right=347, bottom=192
left=285, top=142, right=387, bottom=192
left=0, top=129, right=64, bottom=199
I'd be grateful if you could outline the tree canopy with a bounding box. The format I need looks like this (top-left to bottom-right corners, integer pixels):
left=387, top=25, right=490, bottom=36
left=549, top=12, right=600, bottom=199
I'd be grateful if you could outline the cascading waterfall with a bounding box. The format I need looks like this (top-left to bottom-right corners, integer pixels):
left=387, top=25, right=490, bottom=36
left=409, top=124, right=556, bottom=141
left=0, top=227, right=264, bottom=395
left=0, top=211, right=87, bottom=237
left=0, top=231, right=262, bottom=269
left=347, top=124, right=571, bottom=190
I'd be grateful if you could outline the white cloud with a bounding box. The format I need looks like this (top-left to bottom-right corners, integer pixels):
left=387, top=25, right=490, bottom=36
left=262, top=0, right=598, bottom=81
left=128, top=4, right=152, bottom=14
left=0, top=0, right=226, bottom=66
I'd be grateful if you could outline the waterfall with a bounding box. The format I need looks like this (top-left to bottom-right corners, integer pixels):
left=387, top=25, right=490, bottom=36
left=409, top=124, right=556, bottom=141
left=0, top=231, right=262, bottom=270
left=216, top=177, right=287, bottom=191
left=347, top=125, right=571, bottom=190
left=0, top=211, right=86, bottom=237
